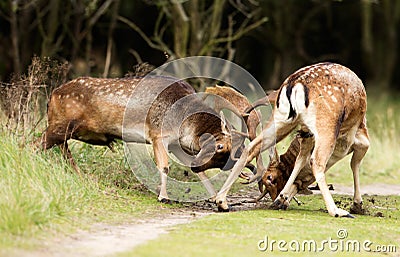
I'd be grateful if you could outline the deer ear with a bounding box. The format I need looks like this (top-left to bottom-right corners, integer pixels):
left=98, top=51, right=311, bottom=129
left=268, top=146, right=280, bottom=163
left=267, top=90, right=279, bottom=104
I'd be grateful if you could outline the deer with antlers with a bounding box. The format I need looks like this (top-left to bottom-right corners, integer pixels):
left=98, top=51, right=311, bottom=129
left=42, top=76, right=251, bottom=203
left=215, top=62, right=370, bottom=218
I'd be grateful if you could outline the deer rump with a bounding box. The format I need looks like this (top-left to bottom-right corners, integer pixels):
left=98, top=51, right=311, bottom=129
left=215, top=62, right=369, bottom=218
left=42, top=76, right=251, bottom=202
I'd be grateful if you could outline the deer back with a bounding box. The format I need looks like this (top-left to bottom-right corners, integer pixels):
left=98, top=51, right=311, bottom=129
left=44, top=76, right=197, bottom=147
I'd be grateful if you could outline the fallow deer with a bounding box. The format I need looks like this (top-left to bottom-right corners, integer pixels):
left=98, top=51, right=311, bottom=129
left=42, top=76, right=246, bottom=203
left=215, top=62, right=370, bottom=217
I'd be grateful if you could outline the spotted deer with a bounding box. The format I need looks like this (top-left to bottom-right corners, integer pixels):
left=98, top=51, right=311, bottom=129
left=215, top=62, right=370, bottom=217
left=42, top=76, right=246, bottom=203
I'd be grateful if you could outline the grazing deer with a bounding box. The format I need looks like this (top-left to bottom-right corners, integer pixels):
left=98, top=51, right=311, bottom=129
left=255, top=132, right=315, bottom=202
left=215, top=62, right=370, bottom=217
left=42, top=76, right=246, bottom=202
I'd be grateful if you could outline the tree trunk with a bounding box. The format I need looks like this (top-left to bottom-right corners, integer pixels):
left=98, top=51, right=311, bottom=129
left=10, top=0, right=21, bottom=76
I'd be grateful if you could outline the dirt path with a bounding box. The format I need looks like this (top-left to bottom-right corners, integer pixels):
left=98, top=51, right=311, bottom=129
left=332, top=183, right=400, bottom=196
left=15, top=211, right=209, bottom=257
left=13, top=183, right=400, bottom=257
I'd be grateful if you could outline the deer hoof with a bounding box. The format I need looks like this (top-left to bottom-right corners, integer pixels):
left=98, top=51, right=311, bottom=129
left=271, top=199, right=286, bottom=210
left=216, top=199, right=230, bottom=212
left=271, top=194, right=290, bottom=210
left=159, top=198, right=172, bottom=204
left=350, top=202, right=365, bottom=215
left=333, top=208, right=354, bottom=218
left=342, top=213, right=355, bottom=218
left=217, top=205, right=230, bottom=212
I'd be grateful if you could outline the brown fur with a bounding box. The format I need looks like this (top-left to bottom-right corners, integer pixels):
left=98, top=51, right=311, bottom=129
left=216, top=63, right=370, bottom=217
left=42, top=76, right=237, bottom=201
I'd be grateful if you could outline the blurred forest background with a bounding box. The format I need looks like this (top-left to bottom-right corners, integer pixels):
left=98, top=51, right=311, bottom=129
left=0, top=0, right=399, bottom=91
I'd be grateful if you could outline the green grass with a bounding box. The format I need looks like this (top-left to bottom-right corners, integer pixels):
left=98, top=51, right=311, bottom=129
left=0, top=134, right=88, bottom=235
left=123, top=195, right=400, bottom=257
left=0, top=130, right=165, bottom=251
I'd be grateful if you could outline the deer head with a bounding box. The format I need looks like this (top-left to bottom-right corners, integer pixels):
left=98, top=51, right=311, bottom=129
left=191, top=112, right=245, bottom=172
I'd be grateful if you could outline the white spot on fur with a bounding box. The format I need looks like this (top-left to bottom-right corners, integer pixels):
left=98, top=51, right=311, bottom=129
left=331, top=95, right=337, bottom=103
left=79, top=79, right=85, bottom=83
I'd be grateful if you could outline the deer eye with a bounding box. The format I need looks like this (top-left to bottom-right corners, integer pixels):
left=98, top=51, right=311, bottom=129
left=216, top=144, right=224, bottom=151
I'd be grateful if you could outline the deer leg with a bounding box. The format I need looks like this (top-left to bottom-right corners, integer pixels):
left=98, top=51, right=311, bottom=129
left=215, top=121, right=295, bottom=211
left=350, top=127, right=370, bottom=214
left=311, top=136, right=354, bottom=218
left=197, top=171, right=217, bottom=201
left=152, top=137, right=170, bottom=203
left=59, top=141, right=80, bottom=174
left=272, top=136, right=314, bottom=210
left=215, top=137, right=261, bottom=211
left=243, top=154, right=265, bottom=189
